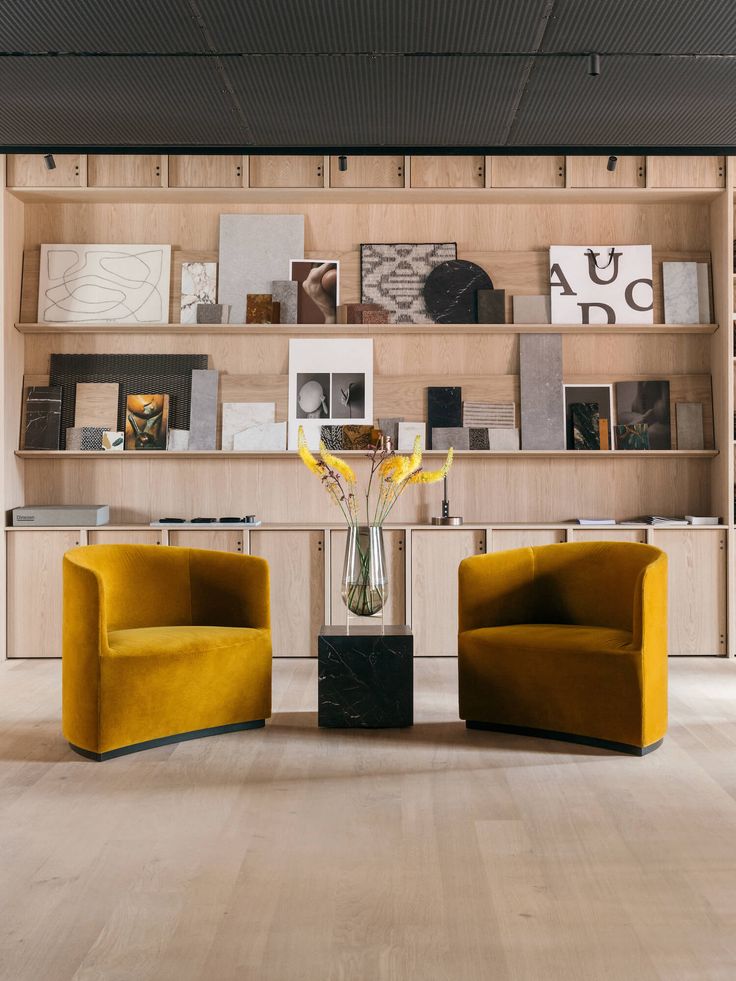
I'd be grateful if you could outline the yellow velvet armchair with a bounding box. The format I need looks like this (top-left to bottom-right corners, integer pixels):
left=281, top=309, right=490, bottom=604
left=458, top=541, right=667, bottom=755
left=63, top=544, right=272, bottom=760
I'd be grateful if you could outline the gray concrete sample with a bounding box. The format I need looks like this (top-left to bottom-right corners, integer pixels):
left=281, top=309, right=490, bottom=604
left=519, top=333, right=565, bottom=450
left=513, top=295, right=551, bottom=324
left=676, top=402, right=704, bottom=450
left=188, top=369, right=219, bottom=450
left=271, top=280, right=299, bottom=324
left=431, top=427, right=470, bottom=450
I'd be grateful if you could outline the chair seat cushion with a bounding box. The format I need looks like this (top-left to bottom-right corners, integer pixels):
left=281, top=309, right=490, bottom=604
left=106, top=624, right=265, bottom=658
left=461, top=622, right=634, bottom=656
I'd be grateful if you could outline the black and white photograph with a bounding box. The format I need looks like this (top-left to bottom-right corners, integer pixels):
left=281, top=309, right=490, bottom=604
left=615, top=380, right=671, bottom=449
left=295, top=373, right=330, bottom=418
left=288, top=339, right=373, bottom=448
left=331, top=372, right=366, bottom=419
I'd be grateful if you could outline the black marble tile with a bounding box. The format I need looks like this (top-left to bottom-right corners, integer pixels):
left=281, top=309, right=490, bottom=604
left=476, top=288, right=506, bottom=324
left=318, top=626, right=413, bottom=728
left=427, top=386, right=462, bottom=449
left=23, top=386, right=62, bottom=450
left=570, top=402, right=600, bottom=450
left=423, top=259, right=493, bottom=324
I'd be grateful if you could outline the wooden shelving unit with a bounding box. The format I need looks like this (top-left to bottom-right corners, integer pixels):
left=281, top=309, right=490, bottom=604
left=2, top=151, right=733, bottom=659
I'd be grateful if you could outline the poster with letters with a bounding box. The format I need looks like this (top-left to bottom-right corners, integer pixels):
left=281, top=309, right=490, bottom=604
left=549, top=245, right=653, bottom=325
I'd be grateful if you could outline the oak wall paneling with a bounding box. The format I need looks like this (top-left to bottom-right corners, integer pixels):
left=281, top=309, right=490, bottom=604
left=87, top=155, right=163, bottom=187
left=329, top=155, right=405, bottom=188
left=249, top=155, right=324, bottom=188
left=6, top=154, right=82, bottom=187
left=491, top=155, right=565, bottom=188
left=567, top=156, right=646, bottom=189
left=168, top=155, right=244, bottom=188
left=410, top=155, right=485, bottom=188
left=646, top=156, right=725, bottom=188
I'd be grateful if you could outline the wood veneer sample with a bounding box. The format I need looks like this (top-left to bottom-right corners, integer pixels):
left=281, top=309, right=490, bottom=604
left=74, top=383, right=119, bottom=429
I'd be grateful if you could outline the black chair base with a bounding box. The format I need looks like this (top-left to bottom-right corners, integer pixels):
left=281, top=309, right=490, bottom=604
left=69, top=719, right=266, bottom=761
left=466, top=721, right=663, bottom=756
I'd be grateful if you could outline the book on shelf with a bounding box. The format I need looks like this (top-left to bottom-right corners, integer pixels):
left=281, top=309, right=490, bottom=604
left=638, top=515, right=690, bottom=526
left=576, top=518, right=616, bottom=526
left=685, top=516, right=720, bottom=525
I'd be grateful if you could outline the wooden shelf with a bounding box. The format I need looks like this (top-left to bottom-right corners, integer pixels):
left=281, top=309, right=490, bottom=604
left=15, top=322, right=719, bottom=336
left=15, top=450, right=719, bottom=460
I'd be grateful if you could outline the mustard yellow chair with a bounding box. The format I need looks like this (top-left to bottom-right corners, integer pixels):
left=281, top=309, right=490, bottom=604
left=62, top=544, right=272, bottom=760
left=458, top=541, right=667, bottom=755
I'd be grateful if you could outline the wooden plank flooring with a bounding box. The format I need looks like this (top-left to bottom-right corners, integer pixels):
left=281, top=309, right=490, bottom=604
left=1, top=657, right=736, bottom=980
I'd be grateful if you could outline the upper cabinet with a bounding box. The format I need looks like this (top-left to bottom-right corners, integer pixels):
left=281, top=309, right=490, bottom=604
left=87, top=154, right=163, bottom=187
left=329, top=155, right=405, bottom=188
left=646, top=156, right=725, bottom=188
left=410, top=155, right=485, bottom=188
left=567, top=155, right=646, bottom=189
left=250, top=155, right=324, bottom=188
left=6, top=153, right=82, bottom=187
left=168, top=155, right=243, bottom=188
left=490, top=155, right=565, bottom=188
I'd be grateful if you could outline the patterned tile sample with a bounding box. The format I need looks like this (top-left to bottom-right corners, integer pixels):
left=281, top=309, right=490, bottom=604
left=462, top=402, right=515, bottom=428
left=469, top=428, right=490, bottom=450
left=360, top=243, right=457, bottom=324
left=181, top=261, right=217, bottom=324
left=66, top=426, right=110, bottom=451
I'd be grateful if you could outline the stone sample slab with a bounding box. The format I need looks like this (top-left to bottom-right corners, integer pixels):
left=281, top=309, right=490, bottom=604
left=519, top=334, right=565, bottom=449
left=188, top=369, right=219, bottom=451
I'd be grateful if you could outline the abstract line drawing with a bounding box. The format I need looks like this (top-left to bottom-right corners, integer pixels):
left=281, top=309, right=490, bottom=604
left=38, top=244, right=171, bottom=324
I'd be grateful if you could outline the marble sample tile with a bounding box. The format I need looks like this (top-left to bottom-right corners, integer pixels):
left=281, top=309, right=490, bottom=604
left=697, top=263, right=711, bottom=323
left=74, top=382, right=119, bottom=429
left=318, top=626, right=413, bottom=728
left=487, top=427, right=520, bottom=450
left=397, top=422, right=425, bottom=452
left=218, top=214, right=304, bottom=324
left=222, top=402, right=275, bottom=451
left=513, top=295, right=551, bottom=324
left=676, top=402, right=704, bottom=450
left=246, top=294, right=279, bottom=324
left=102, top=430, right=124, bottom=451
left=427, top=386, right=462, bottom=449
left=181, top=261, right=217, bottom=324
left=167, top=429, right=190, bottom=451
left=360, top=309, right=389, bottom=324
left=663, top=261, right=699, bottom=324
left=519, top=334, right=565, bottom=450
left=233, top=422, right=287, bottom=451
left=571, top=402, right=601, bottom=450
left=476, top=289, right=506, bottom=324
left=271, top=280, right=298, bottom=324
left=462, top=402, right=515, bottom=428
left=423, top=260, right=493, bottom=324
left=23, top=385, right=62, bottom=450
left=188, top=369, right=219, bottom=451
left=378, top=417, right=404, bottom=447
left=361, top=243, right=456, bottom=324
left=66, top=426, right=109, bottom=451
left=431, top=427, right=470, bottom=451
left=196, top=303, right=230, bottom=324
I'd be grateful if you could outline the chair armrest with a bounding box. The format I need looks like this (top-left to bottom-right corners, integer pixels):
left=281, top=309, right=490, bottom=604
left=631, top=552, right=668, bottom=653
left=189, top=550, right=270, bottom=630
left=62, top=551, right=110, bottom=750
left=458, top=547, right=536, bottom=633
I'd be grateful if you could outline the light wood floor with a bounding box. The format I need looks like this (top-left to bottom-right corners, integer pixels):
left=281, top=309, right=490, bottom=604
left=1, top=658, right=736, bottom=981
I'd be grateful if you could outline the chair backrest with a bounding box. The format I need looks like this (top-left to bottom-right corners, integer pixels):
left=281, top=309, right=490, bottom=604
left=65, top=544, right=193, bottom=632
left=530, top=540, right=662, bottom=632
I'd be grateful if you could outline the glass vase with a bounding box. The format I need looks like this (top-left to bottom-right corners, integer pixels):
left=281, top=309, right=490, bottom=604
left=341, top=525, right=387, bottom=617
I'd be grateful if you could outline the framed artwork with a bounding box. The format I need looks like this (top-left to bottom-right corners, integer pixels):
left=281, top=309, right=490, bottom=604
left=290, top=259, right=340, bottom=324
left=615, top=380, right=671, bottom=449
left=563, top=384, right=614, bottom=450
left=288, top=339, right=373, bottom=449
left=125, top=394, right=169, bottom=450
left=38, top=244, right=171, bottom=324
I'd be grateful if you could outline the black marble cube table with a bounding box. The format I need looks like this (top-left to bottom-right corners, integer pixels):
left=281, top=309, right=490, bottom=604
left=318, top=625, right=413, bottom=728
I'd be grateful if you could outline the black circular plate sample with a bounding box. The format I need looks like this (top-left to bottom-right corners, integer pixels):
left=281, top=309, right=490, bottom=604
left=423, top=260, right=493, bottom=324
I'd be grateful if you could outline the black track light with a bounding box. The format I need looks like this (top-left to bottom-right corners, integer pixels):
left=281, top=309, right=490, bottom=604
left=588, top=53, right=601, bottom=77
left=338, top=155, right=348, bottom=172
left=43, top=152, right=56, bottom=171
left=607, top=155, right=618, bottom=172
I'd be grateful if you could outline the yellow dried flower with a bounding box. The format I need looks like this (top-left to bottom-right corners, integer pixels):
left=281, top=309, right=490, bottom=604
left=408, top=447, right=454, bottom=484
left=297, top=426, right=325, bottom=477
left=407, top=434, right=422, bottom=474
left=378, top=455, right=402, bottom=479
left=319, top=442, right=356, bottom=484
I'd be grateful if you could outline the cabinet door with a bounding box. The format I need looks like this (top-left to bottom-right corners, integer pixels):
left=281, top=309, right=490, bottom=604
left=329, top=529, right=405, bottom=627
left=168, top=530, right=243, bottom=552
left=569, top=529, right=647, bottom=543
left=411, top=529, right=485, bottom=655
left=329, top=155, right=404, bottom=188
left=249, top=155, right=324, bottom=187
left=491, top=155, right=565, bottom=188
left=87, top=155, right=163, bottom=187
left=491, top=529, right=566, bottom=551
left=6, top=153, right=82, bottom=187
left=567, top=155, right=645, bottom=188
left=7, top=530, right=81, bottom=658
left=88, top=530, right=162, bottom=545
left=168, top=155, right=243, bottom=187
left=250, top=530, right=325, bottom=656
left=651, top=529, right=726, bottom=655
left=410, top=155, right=484, bottom=188
left=646, top=156, right=725, bottom=188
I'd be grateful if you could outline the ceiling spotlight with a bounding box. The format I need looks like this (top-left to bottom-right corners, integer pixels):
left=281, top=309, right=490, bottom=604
left=43, top=152, right=56, bottom=171
left=588, top=53, right=601, bottom=77
left=338, top=155, right=348, bottom=172
left=607, top=155, right=618, bottom=172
